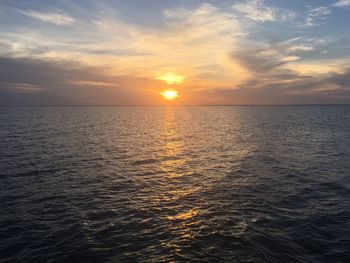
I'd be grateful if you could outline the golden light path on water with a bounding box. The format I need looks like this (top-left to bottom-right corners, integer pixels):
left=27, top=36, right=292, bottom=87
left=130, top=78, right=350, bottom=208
left=117, top=106, right=258, bottom=260
left=152, top=107, right=202, bottom=255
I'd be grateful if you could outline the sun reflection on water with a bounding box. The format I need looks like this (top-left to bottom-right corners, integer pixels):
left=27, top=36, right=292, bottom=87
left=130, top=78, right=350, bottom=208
left=152, top=107, right=203, bottom=257
left=167, top=208, right=199, bottom=221
left=158, top=107, right=186, bottom=178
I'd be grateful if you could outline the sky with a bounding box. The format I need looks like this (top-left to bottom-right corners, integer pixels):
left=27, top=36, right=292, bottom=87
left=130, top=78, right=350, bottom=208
left=0, top=0, right=349, bottom=105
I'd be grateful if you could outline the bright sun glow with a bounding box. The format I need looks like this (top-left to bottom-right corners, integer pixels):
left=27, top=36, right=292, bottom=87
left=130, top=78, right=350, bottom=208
left=160, top=90, right=179, bottom=100
left=157, top=73, right=185, bottom=85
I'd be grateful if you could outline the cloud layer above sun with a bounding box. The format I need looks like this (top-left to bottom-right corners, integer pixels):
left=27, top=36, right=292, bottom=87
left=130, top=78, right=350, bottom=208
left=0, top=0, right=349, bottom=105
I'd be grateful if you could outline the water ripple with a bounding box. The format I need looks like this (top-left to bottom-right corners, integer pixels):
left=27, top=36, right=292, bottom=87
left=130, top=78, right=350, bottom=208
left=1, top=106, right=350, bottom=262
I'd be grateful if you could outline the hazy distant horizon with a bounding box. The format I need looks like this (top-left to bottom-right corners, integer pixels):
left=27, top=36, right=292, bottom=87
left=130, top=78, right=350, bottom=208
left=1, top=104, right=350, bottom=107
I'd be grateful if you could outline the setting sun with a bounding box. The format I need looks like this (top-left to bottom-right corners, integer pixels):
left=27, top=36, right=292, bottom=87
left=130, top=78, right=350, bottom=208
left=160, top=90, right=179, bottom=100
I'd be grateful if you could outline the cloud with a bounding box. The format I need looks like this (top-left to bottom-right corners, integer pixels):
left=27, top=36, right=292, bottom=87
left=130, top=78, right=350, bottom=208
left=231, top=39, right=311, bottom=76
left=1, top=1, right=349, bottom=105
left=333, top=0, right=350, bottom=7
left=19, top=10, right=75, bottom=25
left=69, top=80, right=116, bottom=87
left=328, top=69, right=350, bottom=87
left=196, top=66, right=350, bottom=105
left=287, top=45, right=314, bottom=52
left=85, top=3, right=249, bottom=88
left=0, top=83, right=43, bottom=93
left=163, top=3, right=244, bottom=40
left=304, top=6, right=331, bottom=27
left=0, top=56, right=163, bottom=105
left=224, top=37, right=350, bottom=104
left=232, top=0, right=295, bottom=22
left=280, top=56, right=300, bottom=62
left=0, top=40, right=12, bottom=55
left=1, top=3, right=252, bottom=92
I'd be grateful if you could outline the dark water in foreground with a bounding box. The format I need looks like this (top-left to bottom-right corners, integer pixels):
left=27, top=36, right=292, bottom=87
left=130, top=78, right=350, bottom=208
left=1, top=106, right=350, bottom=262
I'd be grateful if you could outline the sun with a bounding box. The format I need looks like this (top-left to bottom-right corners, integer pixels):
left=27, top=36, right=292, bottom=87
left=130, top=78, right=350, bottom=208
left=160, top=90, right=179, bottom=100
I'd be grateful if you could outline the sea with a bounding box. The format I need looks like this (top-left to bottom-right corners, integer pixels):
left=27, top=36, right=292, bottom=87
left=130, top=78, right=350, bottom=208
left=0, top=106, right=349, bottom=262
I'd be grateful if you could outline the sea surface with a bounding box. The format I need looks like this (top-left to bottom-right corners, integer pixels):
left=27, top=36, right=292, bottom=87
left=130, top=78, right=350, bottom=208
left=0, top=106, right=350, bottom=262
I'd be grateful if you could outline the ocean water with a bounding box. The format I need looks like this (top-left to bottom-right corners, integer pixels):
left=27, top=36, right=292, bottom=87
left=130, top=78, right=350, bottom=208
left=0, top=106, right=350, bottom=262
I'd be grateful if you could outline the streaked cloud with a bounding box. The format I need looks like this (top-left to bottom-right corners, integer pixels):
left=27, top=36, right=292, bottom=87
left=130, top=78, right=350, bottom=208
left=69, top=80, right=116, bottom=87
left=0, top=83, right=43, bottom=93
left=19, top=10, right=75, bottom=25
left=287, top=45, right=314, bottom=52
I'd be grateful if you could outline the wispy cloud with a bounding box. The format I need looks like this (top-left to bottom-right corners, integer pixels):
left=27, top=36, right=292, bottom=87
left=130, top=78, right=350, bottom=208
left=287, top=45, right=314, bottom=52
left=333, top=0, right=350, bottom=7
left=232, top=0, right=295, bottom=22
left=19, top=10, right=75, bottom=25
left=304, top=6, right=331, bottom=26
left=0, top=83, right=43, bottom=93
left=0, top=1, right=349, bottom=104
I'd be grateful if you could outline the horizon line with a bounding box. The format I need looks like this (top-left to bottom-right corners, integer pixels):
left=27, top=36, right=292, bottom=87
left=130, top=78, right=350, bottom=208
left=1, top=104, right=350, bottom=107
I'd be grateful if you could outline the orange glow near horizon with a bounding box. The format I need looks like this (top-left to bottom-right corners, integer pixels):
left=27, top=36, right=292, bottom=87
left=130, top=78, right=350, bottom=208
left=157, top=73, right=185, bottom=85
left=160, top=90, right=179, bottom=100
